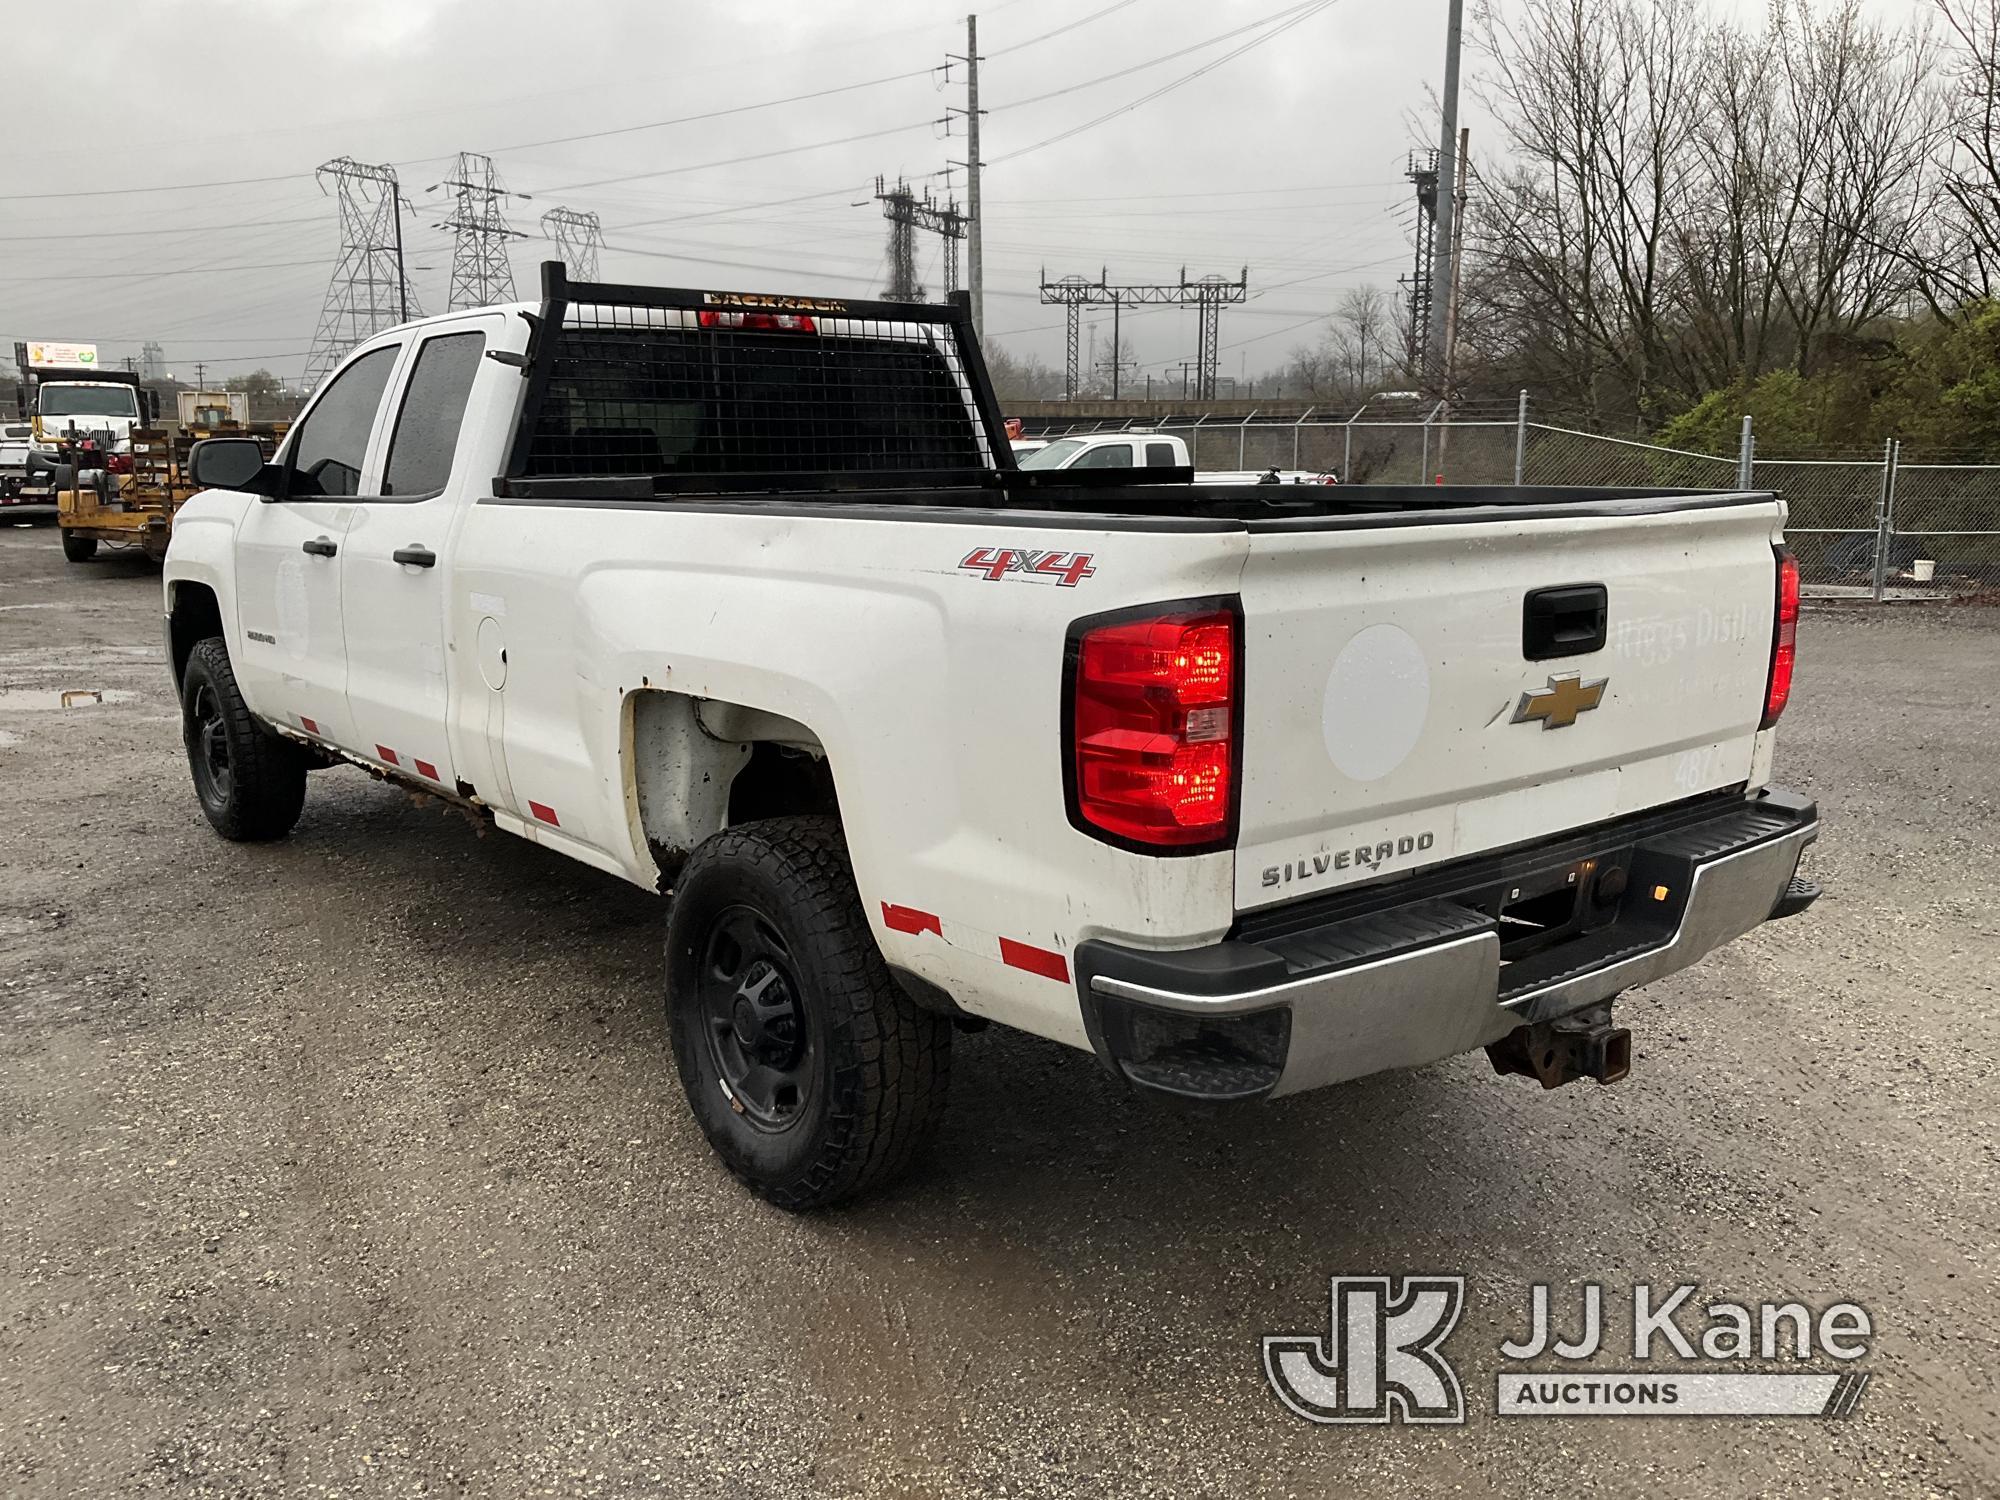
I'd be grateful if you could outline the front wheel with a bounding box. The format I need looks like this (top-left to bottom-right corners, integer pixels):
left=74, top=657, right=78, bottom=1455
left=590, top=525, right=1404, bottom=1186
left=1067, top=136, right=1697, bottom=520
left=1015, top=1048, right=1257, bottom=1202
left=180, top=637, right=308, bottom=841
left=666, top=816, right=951, bottom=1210
left=60, top=530, right=97, bottom=563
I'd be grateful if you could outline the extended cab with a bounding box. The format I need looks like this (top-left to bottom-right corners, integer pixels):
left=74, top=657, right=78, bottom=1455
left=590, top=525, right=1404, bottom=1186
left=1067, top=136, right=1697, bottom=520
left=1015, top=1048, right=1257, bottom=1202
left=163, top=265, right=1821, bottom=1208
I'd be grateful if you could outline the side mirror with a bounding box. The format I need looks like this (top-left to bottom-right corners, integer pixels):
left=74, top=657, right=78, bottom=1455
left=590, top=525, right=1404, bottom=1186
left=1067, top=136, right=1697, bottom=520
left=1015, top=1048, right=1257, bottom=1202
left=189, top=437, right=281, bottom=497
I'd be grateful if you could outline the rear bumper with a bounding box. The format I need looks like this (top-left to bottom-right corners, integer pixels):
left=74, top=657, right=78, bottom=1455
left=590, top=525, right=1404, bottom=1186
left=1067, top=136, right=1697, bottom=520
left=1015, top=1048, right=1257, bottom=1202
left=1075, top=787, right=1819, bottom=1101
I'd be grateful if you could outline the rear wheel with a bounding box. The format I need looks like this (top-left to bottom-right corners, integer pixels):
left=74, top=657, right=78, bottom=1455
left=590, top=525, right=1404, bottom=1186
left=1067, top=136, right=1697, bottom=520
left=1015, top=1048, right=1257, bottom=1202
left=60, top=530, right=96, bottom=563
left=666, top=816, right=951, bottom=1210
left=180, top=637, right=308, bottom=841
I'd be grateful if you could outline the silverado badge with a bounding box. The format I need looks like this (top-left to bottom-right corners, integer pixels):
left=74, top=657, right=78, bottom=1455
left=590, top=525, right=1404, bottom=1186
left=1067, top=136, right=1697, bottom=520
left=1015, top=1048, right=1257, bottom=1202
left=1512, top=672, right=1608, bottom=730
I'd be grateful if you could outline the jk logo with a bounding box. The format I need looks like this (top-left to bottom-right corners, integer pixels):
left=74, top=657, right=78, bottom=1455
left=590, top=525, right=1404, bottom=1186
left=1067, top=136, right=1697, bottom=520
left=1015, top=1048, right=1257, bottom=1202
left=1263, top=1276, right=1467, bottom=1425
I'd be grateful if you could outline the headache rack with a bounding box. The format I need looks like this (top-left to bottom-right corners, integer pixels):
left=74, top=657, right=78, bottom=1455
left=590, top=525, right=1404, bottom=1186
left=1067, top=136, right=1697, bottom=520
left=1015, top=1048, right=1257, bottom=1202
left=496, top=261, right=1018, bottom=500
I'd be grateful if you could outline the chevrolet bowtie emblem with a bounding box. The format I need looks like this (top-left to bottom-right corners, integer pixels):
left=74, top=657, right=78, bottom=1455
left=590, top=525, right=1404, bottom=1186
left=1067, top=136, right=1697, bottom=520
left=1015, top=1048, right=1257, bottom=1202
left=1512, top=672, right=1608, bottom=730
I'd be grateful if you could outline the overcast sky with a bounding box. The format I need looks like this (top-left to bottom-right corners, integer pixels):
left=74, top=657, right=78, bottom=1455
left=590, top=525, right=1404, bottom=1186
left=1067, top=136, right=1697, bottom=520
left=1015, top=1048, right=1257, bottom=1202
left=0, top=0, right=1932, bottom=388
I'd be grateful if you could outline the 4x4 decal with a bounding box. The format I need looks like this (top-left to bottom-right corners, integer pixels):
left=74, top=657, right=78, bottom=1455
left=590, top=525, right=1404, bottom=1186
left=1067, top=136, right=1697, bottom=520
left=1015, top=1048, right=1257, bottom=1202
left=958, top=547, right=1097, bottom=587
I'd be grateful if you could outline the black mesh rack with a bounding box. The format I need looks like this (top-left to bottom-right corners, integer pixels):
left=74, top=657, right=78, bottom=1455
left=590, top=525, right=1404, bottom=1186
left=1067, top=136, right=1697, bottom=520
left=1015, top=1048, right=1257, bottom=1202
left=498, top=261, right=1017, bottom=499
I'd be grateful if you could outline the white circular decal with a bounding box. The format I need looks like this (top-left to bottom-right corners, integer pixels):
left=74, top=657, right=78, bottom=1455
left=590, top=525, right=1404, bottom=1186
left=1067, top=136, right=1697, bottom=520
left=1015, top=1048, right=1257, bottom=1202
left=1322, top=623, right=1430, bottom=782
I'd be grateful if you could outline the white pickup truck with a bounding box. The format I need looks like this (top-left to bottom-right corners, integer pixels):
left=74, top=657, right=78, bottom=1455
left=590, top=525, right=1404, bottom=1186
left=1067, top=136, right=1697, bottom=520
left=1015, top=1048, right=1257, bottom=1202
left=1016, top=429, right=1332, bottom=484
left=163, top=265, right=1820, bottom=1209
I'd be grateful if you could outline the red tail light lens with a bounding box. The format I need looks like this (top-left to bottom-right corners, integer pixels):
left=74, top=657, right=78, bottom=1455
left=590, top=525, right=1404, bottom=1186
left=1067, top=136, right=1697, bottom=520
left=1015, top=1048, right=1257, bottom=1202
left=1762, top=547, right=1800, bottom=728
left=1068, top=604, right=1239, bottom=850
left=697, top=310, right=816, bottom=332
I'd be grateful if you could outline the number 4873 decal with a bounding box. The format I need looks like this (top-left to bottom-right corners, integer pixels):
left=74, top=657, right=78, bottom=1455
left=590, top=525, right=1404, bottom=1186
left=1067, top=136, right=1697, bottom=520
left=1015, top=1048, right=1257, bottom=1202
left=958, top=546, right=1097, bottom=588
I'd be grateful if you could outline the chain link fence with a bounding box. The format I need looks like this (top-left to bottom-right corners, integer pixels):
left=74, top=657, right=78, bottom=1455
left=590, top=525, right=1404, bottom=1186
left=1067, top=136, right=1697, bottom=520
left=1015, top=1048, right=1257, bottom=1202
left=1020, top=409, right=2000, bottom=602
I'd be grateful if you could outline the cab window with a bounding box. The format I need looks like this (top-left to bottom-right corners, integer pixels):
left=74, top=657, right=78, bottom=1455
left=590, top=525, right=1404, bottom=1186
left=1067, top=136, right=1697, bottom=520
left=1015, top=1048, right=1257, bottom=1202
left=287, top=346, right=399, bottom=498
left=1146, top=441, right=1179, bottom=467
left=383, top=332, right=486, bottom=496
left=1071, top=442, right=1134, bottom=469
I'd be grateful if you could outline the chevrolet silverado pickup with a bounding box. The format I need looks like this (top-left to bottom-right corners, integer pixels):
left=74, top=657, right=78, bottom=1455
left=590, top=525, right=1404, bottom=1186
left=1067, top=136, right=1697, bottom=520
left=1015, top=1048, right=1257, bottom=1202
left=162, top=264, right=1821, bottom=1209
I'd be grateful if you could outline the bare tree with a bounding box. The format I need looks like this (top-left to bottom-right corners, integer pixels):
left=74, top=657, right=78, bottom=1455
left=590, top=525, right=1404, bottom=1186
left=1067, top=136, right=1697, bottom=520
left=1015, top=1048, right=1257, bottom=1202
left=1923, top=0, right=2000, bottom=310
left=1289, top=286, right=1399, bottom=401
left=1465, top=0, right=1943, bottom=424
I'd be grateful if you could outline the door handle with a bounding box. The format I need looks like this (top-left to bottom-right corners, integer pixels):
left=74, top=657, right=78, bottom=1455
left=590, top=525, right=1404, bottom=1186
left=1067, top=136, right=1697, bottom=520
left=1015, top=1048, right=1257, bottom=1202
left=392, top=544, right=437, bottom=569
left=301, top=536, right=338, bottom=558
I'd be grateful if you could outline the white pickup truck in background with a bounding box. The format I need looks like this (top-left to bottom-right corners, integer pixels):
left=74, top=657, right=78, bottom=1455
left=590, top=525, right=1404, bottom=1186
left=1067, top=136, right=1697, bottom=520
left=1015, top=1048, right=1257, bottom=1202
left=163, top=265, right=1820, bottom=1209
left=1016, top=429, right=1333, bottom=484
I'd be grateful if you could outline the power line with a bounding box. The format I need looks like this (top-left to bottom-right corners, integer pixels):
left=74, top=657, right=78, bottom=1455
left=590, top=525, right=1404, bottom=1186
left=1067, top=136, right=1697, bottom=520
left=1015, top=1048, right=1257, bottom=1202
left=992, top=0, right=1340, bottom=165
left=986, top=0, right=1146, bottom=56
left=0, top=257, right=324, bottom=284
left=532, top=122, right=936, bottom=196
left=995, top=0, right=1323, bottom=113
left=480, top=70, right=936, bottom=159
left=0, top=215, right=328, bottom=244
left=0, top=171, right=302, bottom=203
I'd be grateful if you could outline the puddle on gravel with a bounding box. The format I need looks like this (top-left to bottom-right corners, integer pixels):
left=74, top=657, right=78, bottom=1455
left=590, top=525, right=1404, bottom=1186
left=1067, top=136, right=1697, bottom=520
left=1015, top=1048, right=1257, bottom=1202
left=0, top=730, right=19, bottom=747
left=0, top=688, right=141, bottom=711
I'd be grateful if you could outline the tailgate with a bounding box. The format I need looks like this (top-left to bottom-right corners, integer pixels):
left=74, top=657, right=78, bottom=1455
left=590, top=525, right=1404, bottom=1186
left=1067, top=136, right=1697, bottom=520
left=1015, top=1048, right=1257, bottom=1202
left=1234, top=501, right=1783, bottom=910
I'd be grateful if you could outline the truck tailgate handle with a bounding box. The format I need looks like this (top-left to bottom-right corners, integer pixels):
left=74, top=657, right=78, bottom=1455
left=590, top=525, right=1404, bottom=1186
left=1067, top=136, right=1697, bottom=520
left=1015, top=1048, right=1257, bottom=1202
left=1523, top=584, right=1607, bottom=660
left=392, top=544, right=437, bottom=568
left=301, top=536, right=338, bottom=558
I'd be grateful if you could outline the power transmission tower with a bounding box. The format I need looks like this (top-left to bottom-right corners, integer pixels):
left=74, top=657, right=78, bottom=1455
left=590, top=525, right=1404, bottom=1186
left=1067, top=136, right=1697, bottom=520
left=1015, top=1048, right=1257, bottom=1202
left=1039, top=267, right=1248, bottom=400
left=540, top=206, right=603, bottom=282
left=304, top=156, right=420, bottom=390
left=438, top=152, right=526, bottom=310
left=1398, top=149, right=1439, bottom=380
left=874, top=177, right=966, bottom=301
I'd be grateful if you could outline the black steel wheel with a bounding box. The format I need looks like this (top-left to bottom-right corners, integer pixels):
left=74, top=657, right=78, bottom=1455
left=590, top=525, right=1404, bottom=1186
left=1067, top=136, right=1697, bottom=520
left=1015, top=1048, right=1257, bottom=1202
left=179, top=637, right=308, bottom=841
left=697, top=904, right=817, bottom=1129
left=666, top=816, right=951, bottom=1210
left=189, top=677, right=235, bottom=808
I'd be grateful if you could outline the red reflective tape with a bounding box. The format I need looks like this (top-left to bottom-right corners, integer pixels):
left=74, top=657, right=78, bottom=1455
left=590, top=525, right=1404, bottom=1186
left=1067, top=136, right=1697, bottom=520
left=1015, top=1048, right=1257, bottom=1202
left=413, top=759, right=438, bottom=780
left=528, top=801, right=559, bottom=827
left=299, top=716, right=319, bottom=735
left=881, top=903, right=942, bottom=938
left=376, top=745, right=400, bottom=766
left=999, top=937, right=1071, bottom=983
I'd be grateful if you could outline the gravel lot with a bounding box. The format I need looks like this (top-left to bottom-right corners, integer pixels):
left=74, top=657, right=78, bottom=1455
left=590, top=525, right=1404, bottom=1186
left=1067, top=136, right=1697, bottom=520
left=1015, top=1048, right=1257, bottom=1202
left=1, top=519, right=1996, bottom=1498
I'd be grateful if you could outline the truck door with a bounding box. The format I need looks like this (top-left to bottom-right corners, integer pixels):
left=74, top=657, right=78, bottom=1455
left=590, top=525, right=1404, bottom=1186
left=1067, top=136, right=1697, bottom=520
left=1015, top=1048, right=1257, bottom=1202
left=337, top=323, right=493, bottom=790
left=230, top=343, right=401, bottom=749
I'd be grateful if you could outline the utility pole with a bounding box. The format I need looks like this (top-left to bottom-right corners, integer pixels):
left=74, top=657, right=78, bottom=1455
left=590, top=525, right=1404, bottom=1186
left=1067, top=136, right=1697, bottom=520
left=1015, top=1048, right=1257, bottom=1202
left=947, top=16, right=985, bottom=338
left=393, top=188, right=408, bottom=322
left=1426, top=0, right=1465, bottom=381
left=1436, top=126, right=1471, bottom=475
left=1110, top=293, right=1121, bottom=400
left=193, top=361, right=207, bottom=391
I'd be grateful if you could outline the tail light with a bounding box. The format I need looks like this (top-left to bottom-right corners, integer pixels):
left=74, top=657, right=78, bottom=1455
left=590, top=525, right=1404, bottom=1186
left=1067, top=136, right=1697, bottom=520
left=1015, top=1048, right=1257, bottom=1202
left=1761, top=547, right=1800, bottom=728
left=107, top=453, right=133, bottom=475
left=1066, top=602, right=1240, bottom=851
left=697, top=310, right=815, bottom=332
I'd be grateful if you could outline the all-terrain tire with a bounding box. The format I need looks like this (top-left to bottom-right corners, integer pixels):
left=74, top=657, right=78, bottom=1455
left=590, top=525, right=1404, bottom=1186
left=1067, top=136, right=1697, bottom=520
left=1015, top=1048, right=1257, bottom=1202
left=180, top=636, right=308, bottom=841
left=61, top=530, right=97, bottom=562
left=666, top=815, right=951, bottom=1210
